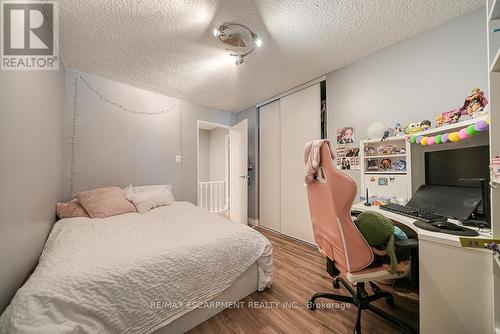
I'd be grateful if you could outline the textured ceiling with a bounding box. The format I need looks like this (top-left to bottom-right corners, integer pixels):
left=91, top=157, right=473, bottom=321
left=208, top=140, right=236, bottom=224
left=60, top=0, right=483, bottom=112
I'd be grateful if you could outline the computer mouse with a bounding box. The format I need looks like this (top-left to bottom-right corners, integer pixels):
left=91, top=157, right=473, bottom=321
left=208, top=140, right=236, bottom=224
left=433, top=222, right=461, bottom=231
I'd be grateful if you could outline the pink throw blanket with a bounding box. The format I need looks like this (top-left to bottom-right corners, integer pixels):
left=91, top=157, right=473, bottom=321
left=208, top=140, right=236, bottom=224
left=304, top=139, right=334, bottom=184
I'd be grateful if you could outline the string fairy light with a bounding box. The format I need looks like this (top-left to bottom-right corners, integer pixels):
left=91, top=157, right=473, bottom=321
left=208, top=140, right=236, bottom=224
left=69, top=75, right=183, bottom=199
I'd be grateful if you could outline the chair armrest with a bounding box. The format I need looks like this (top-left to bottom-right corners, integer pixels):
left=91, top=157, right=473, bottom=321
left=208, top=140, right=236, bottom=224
left=394, top=239, right=418, bottom=249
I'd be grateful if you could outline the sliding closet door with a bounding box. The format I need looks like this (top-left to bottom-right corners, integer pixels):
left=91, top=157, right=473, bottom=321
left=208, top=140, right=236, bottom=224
left=259, top=100, right=281, bottom=232
left=280, top=84, right=320, bottom=244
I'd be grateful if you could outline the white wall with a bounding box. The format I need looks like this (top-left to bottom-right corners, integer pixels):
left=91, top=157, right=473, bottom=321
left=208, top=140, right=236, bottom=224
left=64, top=70, right=235, bottom=203
left=235, top=107, right=258, bottom=219
left=0, top=66, right=66, bottom=312
left=326, top=8, right=488, bottom=199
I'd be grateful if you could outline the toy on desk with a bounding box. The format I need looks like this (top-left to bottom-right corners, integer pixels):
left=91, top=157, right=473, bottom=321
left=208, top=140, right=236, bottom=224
left=419, top=120, right=432, bottom=131
left=403, top=123, right=421, bottom=134
left=460, top=87, right=488, bottom=118
left=380, top=129, right=390, bottom=142
left=436, top=109, right=462, bottom=127
left=380, top=158, right=392, bottom=170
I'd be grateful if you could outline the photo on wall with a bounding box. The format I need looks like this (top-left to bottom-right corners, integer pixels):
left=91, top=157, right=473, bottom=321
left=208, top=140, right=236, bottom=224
left=336, top=144, right=360, bottom=170
left=336, top=126, right=355, bottom=144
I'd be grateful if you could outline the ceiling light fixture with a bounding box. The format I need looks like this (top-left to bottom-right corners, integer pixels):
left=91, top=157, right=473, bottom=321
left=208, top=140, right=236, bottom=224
left=212, top=23, right=261, bottom=66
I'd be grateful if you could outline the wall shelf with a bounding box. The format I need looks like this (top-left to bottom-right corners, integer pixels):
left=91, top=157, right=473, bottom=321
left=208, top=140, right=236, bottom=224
left=411, top=114, right=489, bottom=138
left=364, top=154, right=406, bottom=159
left=365, top=171, right=407, bottom=175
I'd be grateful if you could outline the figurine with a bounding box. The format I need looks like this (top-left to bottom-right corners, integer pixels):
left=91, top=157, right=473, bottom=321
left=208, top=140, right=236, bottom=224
left=392, top=160, right=406, bottom=171
left=380, top=129, right=390, bottom=142
left=460, top=88, right=488, bottom=118
left=436, top=109, right=461, bottom=127
left=393, top=123, right=404, bottom=136
left=399, top=148, right=406, bottom=154
left=403, top=123, right=421, bottom=134
left=364, top=146, right=375, bottom=156
left=367, top=160, right=378, bottom=171
left=377, top=145, right=386, bottom=155
left=380, top=158, right=392, bottom=170
left=419, top=120, right=432, bottom=131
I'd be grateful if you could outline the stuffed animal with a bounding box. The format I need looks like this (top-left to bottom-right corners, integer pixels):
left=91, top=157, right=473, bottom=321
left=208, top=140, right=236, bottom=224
left=419, top=120, right=431, bottom=131
left=403, top=123, right=421, bottom=134
left=364, top=146, right=375, bottom=156
left=460, top=88, right=488, bottom=118
left=436, top=109, right=461, bottom=127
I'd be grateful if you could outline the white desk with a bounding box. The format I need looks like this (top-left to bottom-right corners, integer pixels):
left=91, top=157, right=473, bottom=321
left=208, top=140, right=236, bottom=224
left=352, top=202, right=494, bottom=334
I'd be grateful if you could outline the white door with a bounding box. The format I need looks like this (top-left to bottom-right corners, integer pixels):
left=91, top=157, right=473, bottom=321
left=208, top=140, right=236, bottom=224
left=280, top=84, right=320, bottom=243
left=259, top=100, right=281, bottom=232
left=230, top=119, right=248, bottom=224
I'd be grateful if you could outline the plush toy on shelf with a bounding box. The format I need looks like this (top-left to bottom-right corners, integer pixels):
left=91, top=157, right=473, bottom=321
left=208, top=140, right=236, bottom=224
left=419, top=120, right=432, bottom=131
left=403, top=123, right=421, bottom=134
left=380, top=158, right=392, bottom=170
left=436, top=109, right=462, bottom=127
left=393, top=123, right=404, bottom=136
left=392, top=160, right=406, bottom=171
left=460, top=87, right=488, bottom=118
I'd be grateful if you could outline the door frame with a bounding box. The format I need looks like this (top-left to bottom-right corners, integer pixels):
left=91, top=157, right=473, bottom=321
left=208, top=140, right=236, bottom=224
left=196, top=120, right=230, bottom=206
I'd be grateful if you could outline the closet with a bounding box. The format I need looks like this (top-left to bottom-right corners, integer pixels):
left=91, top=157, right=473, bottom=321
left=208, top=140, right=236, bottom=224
left=259, top=82, right=323, bottom=244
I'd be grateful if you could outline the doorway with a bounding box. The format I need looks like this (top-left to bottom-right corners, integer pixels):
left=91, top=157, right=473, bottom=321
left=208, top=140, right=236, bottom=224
left=196, top=119, right=248, bottom=224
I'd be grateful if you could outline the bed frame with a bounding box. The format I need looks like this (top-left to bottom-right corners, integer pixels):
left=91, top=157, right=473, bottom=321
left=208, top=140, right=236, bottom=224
left=153, top=263, right=258, bottom=334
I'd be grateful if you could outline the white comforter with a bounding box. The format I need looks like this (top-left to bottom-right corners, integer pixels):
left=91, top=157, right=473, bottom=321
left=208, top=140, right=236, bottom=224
left=0, top=202, right=272, bottom=333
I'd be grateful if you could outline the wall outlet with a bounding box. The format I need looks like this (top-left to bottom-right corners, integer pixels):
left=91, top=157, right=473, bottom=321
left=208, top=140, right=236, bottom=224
left=176, top=155, right=182, bottom=163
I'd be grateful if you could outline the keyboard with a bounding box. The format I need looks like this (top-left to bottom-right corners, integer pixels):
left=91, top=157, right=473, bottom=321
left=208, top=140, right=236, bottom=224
left=380, top=203, right=446, bottom=223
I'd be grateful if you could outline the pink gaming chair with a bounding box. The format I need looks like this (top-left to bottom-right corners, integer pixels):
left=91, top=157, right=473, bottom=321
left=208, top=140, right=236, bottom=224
left=305, top=141, right=415, bottom=334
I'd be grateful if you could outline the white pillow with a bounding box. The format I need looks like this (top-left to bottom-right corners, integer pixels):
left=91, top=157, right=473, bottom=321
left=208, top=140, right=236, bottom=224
left=129, top=190, right=172, bottom=214
left=125, top=184, right=175, bottom=203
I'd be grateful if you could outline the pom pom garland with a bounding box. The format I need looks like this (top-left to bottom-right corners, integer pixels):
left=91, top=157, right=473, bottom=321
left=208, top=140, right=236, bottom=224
left=458, top=128, right=469, bottom=140
left=408, top=120, right=488, bottom=146
left=434, top=134, right=443, bottom=144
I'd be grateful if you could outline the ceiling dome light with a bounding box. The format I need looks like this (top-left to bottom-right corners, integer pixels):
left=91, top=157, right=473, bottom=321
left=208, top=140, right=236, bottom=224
left=212, top=23, right=261, bottom=65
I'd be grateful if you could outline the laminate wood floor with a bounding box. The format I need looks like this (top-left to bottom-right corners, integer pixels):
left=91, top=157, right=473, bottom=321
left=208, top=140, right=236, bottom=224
left=188, top=227, right=419, bottom=334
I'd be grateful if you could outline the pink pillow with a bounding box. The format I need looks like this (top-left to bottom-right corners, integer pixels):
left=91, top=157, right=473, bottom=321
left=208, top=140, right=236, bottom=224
left=76, top=187, right=136, bottom=218
left=56, top=199, right=90, bottom=219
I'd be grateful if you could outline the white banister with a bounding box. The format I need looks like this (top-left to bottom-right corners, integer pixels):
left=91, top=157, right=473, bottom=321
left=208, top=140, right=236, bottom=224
left=198, top=181, right=226, bottom=213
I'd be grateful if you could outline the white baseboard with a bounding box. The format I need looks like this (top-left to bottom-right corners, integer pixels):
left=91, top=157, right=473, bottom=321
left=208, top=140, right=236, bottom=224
left=247, top=218, right=259, bottom=226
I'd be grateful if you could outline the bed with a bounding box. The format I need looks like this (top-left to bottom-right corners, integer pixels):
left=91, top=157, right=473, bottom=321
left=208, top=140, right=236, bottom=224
left=0, top=202, right=273, bottom=333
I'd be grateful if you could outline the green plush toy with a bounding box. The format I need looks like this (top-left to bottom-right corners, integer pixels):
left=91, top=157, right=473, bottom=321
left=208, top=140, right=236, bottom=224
left=355, top=211, right=397, bottom=274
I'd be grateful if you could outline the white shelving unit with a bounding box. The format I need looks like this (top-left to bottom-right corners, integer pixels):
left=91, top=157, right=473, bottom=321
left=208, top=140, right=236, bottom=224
left=360, top=136, right=412, bottom=204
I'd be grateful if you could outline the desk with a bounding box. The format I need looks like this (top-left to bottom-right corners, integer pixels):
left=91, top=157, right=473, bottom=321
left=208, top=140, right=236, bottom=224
left=352, top=202, right=493, bottom=334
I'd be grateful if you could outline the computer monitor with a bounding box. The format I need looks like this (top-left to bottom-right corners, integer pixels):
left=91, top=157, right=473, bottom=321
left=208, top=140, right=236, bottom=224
left=423, top=145, right=490, bottom=222
left=425, top=145, right=490, bottom=187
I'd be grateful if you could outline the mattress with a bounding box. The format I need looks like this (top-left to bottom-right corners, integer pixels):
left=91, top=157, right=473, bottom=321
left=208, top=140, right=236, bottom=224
left=0, top=202, right=273, bottom=333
